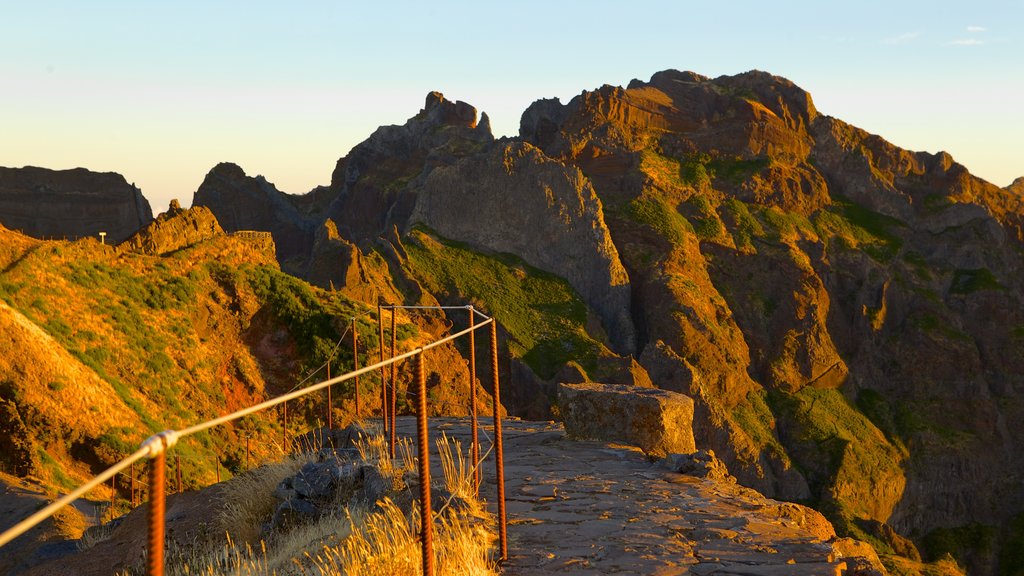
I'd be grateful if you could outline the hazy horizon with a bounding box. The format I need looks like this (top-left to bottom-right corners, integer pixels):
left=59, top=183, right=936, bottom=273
left=2, top=1, right=1021, bottom=213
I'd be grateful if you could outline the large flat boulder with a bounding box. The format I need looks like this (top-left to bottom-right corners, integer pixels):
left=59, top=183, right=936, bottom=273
left=557, top=382, right=695, bottom=457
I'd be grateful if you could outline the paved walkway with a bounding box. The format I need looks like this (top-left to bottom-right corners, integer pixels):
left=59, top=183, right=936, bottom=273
left=396, top=417, right=859, bottom=575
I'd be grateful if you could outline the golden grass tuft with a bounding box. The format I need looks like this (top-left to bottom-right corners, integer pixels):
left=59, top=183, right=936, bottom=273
left=164, top=431, right=496, bottom=576
left=214, top=452, right=314, bottom=545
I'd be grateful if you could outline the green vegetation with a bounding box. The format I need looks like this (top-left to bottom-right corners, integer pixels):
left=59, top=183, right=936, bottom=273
left=708, top=155, right=772, bottom=185
left=1001, top=512, right=1024, bottom=576
left=730, top=389, right=788, bottom=462
left=761, top=206, right=815, bottom=242
left=621, top=196, right=694, bottom=244
left=912, top=312, right=972, bottom=343
left=680, top=153, right=713, bottom=189
left=922, top=523, right=996, bottom=566
left=949, top=268, right=1004, bottom=294
left=722, top=198, right=765, bottom=251
left=767, top=386, right=905, bottom=527
left=403, top=228, right=609, bottom=379
left=813, top=202, right=904, bottom=261
left=638, top=149, right=686, bottom=191
left=684, top=195, right=725, bottom=240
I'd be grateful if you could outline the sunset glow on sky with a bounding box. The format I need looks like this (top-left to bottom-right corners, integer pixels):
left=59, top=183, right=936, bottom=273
left=2, top=1, right=1020, bottom=212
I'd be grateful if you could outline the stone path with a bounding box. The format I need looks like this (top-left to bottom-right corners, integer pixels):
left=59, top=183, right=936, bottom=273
left=397, top=417, right=866, bottom=575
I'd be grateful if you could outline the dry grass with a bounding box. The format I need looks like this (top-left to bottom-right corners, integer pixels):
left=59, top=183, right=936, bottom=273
left=214, top=452, right=313, bottom=545
left=307, top=498, right=495, bottom=576
left=165, top=431, right=496, bottom=576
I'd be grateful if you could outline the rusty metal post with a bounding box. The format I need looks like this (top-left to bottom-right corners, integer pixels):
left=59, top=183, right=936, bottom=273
left=131, top=463, right=136, bottom=508
left=175, top=454, right=182, bottom=493
left=352, top=317, right=360, bottom=418
left=326, top=359, right=332, bottom=430
left=413, top=350, right=434, bottom=576
left=390, top=308, right=397, bottom=458
left=110, top=475, right=116, bottom=522
left=378, top=305, right=388, bottom=438
left=147, top=451, right=166, bottom=576
left=490, top=321, right=508, bottom=562
left=468, top=307, right=480, bottom=494
left=216, top=460, right=221, bottom=484
left=282, top=402, right=288, bottom=453
left=245, top=436, right=251, bottom=470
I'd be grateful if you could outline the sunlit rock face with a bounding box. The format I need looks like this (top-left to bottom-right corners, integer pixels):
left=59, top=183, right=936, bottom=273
left=0, top=166, right=152, bottom=243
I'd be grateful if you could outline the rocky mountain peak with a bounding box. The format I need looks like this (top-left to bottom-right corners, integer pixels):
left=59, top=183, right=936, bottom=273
left=1007, top=176, right=1024, bottom=195
left=421, top=90, right=479, bottom=129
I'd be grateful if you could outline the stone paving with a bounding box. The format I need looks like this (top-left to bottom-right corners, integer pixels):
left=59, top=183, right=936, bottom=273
left=394, top=417, right=869, bottom=575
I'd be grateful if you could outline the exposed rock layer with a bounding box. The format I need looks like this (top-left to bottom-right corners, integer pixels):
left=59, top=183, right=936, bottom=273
left=0, top=166, right=152, bottom=243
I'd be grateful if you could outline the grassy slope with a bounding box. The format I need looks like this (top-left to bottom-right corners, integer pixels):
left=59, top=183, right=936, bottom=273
left=0, top=233, right=376, bottom=498
left=402, top=228, right=614, bottom=380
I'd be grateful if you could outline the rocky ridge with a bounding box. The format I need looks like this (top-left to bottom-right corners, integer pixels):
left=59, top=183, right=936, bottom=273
left=0, top=166, right=152, bottom=243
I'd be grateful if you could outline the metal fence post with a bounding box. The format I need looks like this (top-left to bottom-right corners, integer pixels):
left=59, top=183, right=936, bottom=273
left=326, top=359, right=332, bottom=430
left=378, top=305, right=388, bottom=438
left=147, top=451, right=166, bottom=576
left=469, top=307, right=480, bottom=494
left=414, top=349, right=434, bottom=576
left=490, top=321, right=508, bottom=562
left=390, top=308, right=398, bottom=458
left=353, top=317, right=360, bottom=418
left=282, top=401, right=288, bottom=453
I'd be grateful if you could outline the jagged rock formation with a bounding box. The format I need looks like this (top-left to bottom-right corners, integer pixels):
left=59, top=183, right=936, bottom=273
left=191, top=163, right=316, bottom=267
left=411, top=141, right=635, bottom=352
left=122, top=201, right=225, bottom=255
left=1007, top=176, right=1024, bottom=196
left=0, top=166, right=152, bottom=243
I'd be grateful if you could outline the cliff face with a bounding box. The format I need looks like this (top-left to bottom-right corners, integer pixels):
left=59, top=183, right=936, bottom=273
left=0, top=166, right=152, bottom=243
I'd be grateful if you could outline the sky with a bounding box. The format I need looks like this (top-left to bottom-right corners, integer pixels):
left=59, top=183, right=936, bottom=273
left=2, top=1, right=1021, bottom=213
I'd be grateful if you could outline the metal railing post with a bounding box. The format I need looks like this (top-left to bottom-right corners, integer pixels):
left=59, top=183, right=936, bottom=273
left=326, top=359, right=332, bottom=430
left=353, top=317, right=360, bottom=418
left=414, top=349, right=434, bottom=576
left=282, top=401, right=288, bottom=453
left=490, top=321, right=508, bottom=562
left=390, top=308, right=398, bottom=458
left=469, top=307, right=480, bottom=494
left=147, top=451, right=166, bottom=576
left=378, top=305, right=388, bottom=438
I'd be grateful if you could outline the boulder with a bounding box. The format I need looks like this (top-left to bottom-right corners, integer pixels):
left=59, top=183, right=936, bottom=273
left=661, top=449, right=732, bottom=482
left=557, top=382, right=695, bottom=457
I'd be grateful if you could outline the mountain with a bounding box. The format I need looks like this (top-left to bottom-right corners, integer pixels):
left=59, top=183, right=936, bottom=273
left=0, top=166, right=153, bottom=243
left=191, top=70, right=1024, bottom=574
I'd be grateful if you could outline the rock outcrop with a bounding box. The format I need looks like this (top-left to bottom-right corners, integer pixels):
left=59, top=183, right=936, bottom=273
left=0, top=166, right=152, bottom=243
left=411, top=142, right=635, bottom=352
left=558, top=382, right=695, bottom=457
left=191, top=163, right=315, bottom=267
left=122, top=201, right=224, bottom=255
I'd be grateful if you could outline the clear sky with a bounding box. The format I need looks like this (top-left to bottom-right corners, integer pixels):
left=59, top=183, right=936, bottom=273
left=2, top=1, right=1021, bottom=213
